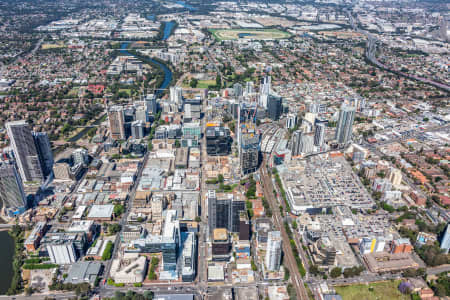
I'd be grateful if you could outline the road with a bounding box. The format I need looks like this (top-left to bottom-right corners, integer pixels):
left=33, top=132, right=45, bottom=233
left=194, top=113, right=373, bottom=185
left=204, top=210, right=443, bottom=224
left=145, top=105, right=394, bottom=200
left=260, top=158, right=309, bottom=300
left=426, top=264, right=450, bottom=275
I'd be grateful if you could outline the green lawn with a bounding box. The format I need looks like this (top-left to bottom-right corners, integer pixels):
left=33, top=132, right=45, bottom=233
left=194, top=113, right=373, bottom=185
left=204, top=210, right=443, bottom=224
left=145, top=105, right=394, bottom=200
left=196, top=80, right=216, bottom=88
left=209, top=28, right=291, bottom=41
left=335, top=280, right=410, bottom=300
left=118, top=89, right=132, bottom=96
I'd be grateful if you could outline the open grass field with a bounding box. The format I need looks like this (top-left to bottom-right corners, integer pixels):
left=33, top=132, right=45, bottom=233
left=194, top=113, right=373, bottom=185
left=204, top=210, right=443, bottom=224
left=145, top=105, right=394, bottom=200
left=196, top=80, right=216, bottom=88
left=335, top=280, right=410, bottom=300
left=209, top=28, right=291, bottom=41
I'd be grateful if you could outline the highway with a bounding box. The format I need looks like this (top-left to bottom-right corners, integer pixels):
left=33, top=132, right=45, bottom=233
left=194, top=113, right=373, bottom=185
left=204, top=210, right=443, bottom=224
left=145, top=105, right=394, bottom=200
left=260, top=158, right=309, bottom=300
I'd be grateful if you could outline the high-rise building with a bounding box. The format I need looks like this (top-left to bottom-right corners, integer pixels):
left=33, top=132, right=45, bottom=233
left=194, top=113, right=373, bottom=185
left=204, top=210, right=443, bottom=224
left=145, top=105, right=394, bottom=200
left=290, top=130, right=303, bottom=157
left=135, top=105, right=148, bottom=123
left=170, top=86, right=183, bottom=106
left=440, top=224, right=450, bottom=254
left=0, top=164, right=27, bottom=211
left=308, top=101, right=320, bottom=114
left=335, top=104, right=355, bottom=144
left=267, top=95, right=282, bottom=121
left=314, top=123, right=325, bottom=147
left=32, top=132, right=54, bottom=178
left=6, top=120, right=44, bottom=183
left=259, top=76, right=271, bottom=109
left=300, top=134, right=314, bottom=154
left=240, top=131, right=260, bottom=175
left=145, top=94, right=158, bottom=115
left=208, top=191, right=246, bottom=235
left=239, top=212, right=251, bottom=240
left=285, top=114, right=297, bottom=130
left=72, top=149, right=89, bottom=167
left=244, top=81, right=254, bottom=96
left=131, top=120, right=145, bottom=139
left=231, top=200, right=246, bottom=233
left=206, top=126, right=231, bottom=156
left=265, top=231, right=282, bottom=271
left=108, top=106, right=126, bottom=140
left=234, top=83, right=243, bottom=98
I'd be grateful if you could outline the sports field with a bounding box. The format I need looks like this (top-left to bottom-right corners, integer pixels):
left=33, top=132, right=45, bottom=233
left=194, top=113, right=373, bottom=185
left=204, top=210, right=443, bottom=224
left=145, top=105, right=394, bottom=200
left=334, top=280, right=410, bottom=300
left=209, top=28, right=291, bottom=41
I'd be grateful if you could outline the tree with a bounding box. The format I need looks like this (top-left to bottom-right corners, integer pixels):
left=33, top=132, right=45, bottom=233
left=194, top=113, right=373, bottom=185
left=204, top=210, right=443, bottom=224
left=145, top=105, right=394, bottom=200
left=189, top=78, right=198, bottom=88
left=25, top=287, right=33, bottom=296
left=330, top=267, right=342, bottom=278
left=215, top=74, right=221, bottom=88
left=218, top=174, right=224, bottom=183
left=309, top=264, right=320, bottom=276
left=113, top=204, right=124, bottom=216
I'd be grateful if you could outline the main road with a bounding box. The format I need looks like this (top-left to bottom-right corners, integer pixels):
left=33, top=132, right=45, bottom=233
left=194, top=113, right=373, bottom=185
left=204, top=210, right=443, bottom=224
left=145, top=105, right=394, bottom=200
left=260, top=158, right=309, bottom=300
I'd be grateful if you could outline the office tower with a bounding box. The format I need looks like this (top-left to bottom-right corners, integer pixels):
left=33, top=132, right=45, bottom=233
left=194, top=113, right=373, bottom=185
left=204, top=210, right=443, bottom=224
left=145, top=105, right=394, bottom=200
left=239, top=213, right=251, bottom=240
left=170, top=86, right=183, bottom=106
left=267, top=95, right=282, bottom=121
left=32, top=132, right=54, bottom=178
left=231, top=199, right=246, bottom=233
left=208, top=190, right=222, bottom=234
left=265, top=231, right=282, bottom=271
left=300, top=134, right=314, bottom=154
left=181, top=232, right=197, bottom=282
left=206, top=126, right=231, bottom=156
left=208, top=190, right=228, bottom=235
left=240, top=132, right=260, bottom=175
left=6, top=120, right=44, bottom=183
left=123, top=106, right=135, bottom=123
left=440, top=224, right=450, bottom=254
left=285, top=114, right=297, bottom=130
left=259, top=76, right=271, bottom=109
left=335, top=104, right=356, bottom=144
left=290, top=130, right=303, bottom=157
left=131, top=120, right=145, bottom=139
left=72, top=149, right=89, bottom=167
left=244, top=81, right=254, bottom=96
left=314, top=123, right=325, bottom=147
left=308, top=101, right=320, bottom=114
left=301, top=119, right=313, bottom=133
left=234, top=83, right=243, bottom=98
left=108, top=105, right=126, bottom=140
left=208, top=191, right=245, bottom=234
left=0, top=164, right=27, bottom=211
left=145, top=94, right=158, bottom=115
left=135, top=105, right=148, bottom=123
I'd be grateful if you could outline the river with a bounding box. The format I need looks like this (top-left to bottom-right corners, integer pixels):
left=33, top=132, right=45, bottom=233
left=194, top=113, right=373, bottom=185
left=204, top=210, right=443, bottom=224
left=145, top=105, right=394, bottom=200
left=163, top=21, right=176, bottom=41
left=0, top=231, right=14, bottom=294
left=120, top=43, right=173, bottom=96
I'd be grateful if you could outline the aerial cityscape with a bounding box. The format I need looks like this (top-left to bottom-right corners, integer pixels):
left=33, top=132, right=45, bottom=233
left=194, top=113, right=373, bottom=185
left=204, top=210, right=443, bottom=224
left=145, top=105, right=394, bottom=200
left=0, top=0, right=449, bottom=299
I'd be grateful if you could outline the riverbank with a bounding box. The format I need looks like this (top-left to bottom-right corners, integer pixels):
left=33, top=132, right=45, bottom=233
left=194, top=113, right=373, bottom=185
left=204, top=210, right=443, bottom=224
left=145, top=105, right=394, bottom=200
left=120, top=43, right=173, bottom=97
left=4, top=225, right=24, bottom=295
